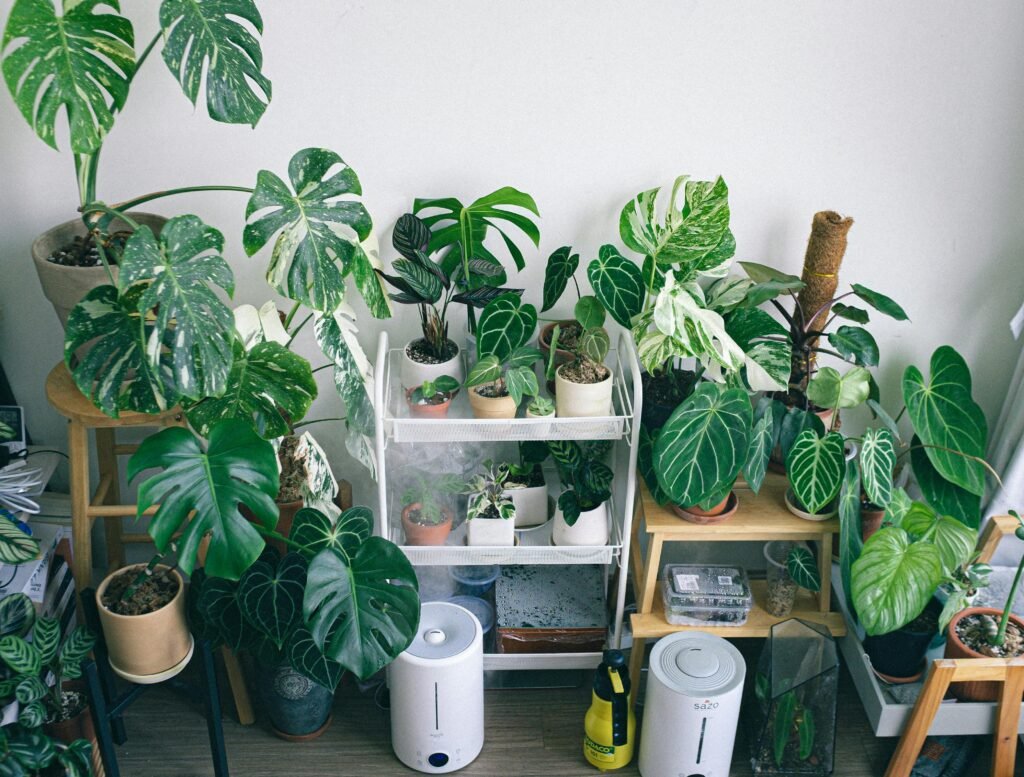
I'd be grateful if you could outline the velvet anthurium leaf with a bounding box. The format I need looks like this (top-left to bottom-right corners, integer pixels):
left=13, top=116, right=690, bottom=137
left=786, top=546, right=820, bottom=592
left=653, top=383, right=752, bottom=508
left=286, top=627, right=343, bottom=690
left=128, top=420, right=279, bottom=580
left=903, top=346, right=988, bottom=496
left=0, top=594, right=34, bottom=639
left=289, top=507, right=373, bottom=562
left=159, top=0, right=270, bottom=126
left=786, top=430, right=844, bottom=515
left=505, top=366, right=539, bottom=407
left=0, top=515, right=39, bottom=567
left=859, top=427, right=896, bottom=508
left=0, top=636, right=40, bottom=676
left=587, top=244, right=645, bottom=329
left=852, top=527, right=943, bottom=636
left=827, top=326, right=879, bottom=368
left=237, top=553, right=306, bottom=648
left=541, top=246, right=580, bottom=312
left=476, top=294, right=537, bottom=362
left=64, top=284, right=178, bottom=417
left=304, top=537, right=419, bottom=680
left=838, top=457, right=863, bottom=618
left=778, top=407, right=826, bottom=464
left=195, top=575, right=251, bottom=652
left=245, top=148, right=376, bottom=314
left=185, top=339, right=317, bottom=440
left=1, top=0, right=135, bottom=154
left=851, top=283, right=909, bottom=321
left=909, top=439, right=981, bottom=528
left=744, top=404, right=774, bottom=495
left=118, top=216, right=235, bottom=401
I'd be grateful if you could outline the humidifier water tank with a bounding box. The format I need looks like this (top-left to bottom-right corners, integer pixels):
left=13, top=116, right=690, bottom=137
left=638, top=632, right=746, bottom=777
left=388, top=601, right=484, bottom=773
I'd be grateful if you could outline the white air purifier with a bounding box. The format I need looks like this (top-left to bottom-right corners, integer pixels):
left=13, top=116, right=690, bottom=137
left=639, top=632, right=746, bottom=777
left=388, top=601, right=484, bottom=773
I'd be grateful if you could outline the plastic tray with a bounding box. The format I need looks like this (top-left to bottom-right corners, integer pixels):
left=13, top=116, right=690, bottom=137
left=663, top=564, right=752, bottom=609
left=661, top=582, right=752, bottom=627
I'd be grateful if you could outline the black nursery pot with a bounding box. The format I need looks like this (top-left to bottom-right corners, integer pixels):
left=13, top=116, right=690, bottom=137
left=261, top=663, right=334, bottom=740
left=640, top=369, right=698, bottom=431
left=863, top=599, right=941, bottom=680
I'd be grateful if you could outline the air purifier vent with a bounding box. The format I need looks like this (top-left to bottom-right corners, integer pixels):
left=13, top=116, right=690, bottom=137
left=653, top=633, right=744, bottom=695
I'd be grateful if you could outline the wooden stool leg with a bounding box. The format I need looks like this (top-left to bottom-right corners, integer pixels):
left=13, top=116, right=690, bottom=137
left=68, top=420, right=92, bottom=592
left=220, top=647, right=255, bottom=725
left=992, top=664, right=1024, bottom=777
left=884, top=661, right=956, bottom=777
left=629, top=637, right=646, bottom=711
left=95, top=429, right=124, bottom=573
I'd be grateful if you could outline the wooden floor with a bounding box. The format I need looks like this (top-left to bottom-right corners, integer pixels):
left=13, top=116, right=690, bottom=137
left=112, top=652, right=1022, bottom=777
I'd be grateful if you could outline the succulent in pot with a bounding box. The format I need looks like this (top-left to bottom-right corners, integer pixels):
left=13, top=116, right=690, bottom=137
left=465, top=294, right=541, bottom=419
left=400, top=473, right=463, bottom=546
left=405, top=375, right=460, bottom=419
left=547, top=440, right=612, bottom=546
left=526, top=396, right=555, bottom=419
left=462, top=461, right=516, bottom=546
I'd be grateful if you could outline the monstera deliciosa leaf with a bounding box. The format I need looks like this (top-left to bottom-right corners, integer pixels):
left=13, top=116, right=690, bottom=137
left=653, top=383, right=752, bottom=508
left=301, top=507, right=420, bottom=680
left=128, top=420, right=280, bottom=579
left=541, top=246, right=579, bottom=312
left=245, top=148, right=385, bottom=316
left=476, top=294, right=537, bottom=362
left=1, top=0, right=135, bottom=154
left=903, top=346, right=988, bottom=497
left=786, top=430, right=844, bottom=515
left=159, top=0, right=271, bottom=126
left=119, top=215, right=236, bottom=402
left=588, top=244, right=644, bottom=329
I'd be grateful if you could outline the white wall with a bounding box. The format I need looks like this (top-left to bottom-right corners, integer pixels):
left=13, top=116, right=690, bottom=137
left=1, top=1, right=1022, bottom=508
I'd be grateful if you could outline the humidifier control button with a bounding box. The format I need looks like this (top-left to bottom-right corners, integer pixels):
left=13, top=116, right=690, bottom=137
left=424, top=628, right=446, bottom=645
left=428, top=752, right=449, bottom=767
left=676, top=647, right=719, bottom=678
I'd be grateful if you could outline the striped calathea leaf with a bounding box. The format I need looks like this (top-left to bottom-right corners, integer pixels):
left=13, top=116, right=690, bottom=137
left=0, top=594, right=34, bottom=639
left=786, top=430, right=845, bottom=515
left=0, top=515, right=39, bottom=565
left=1, top=0, right=136, bottom=154
left=653, top=382, right=752, bottom=508
left=159, top=0, right=271, bottom=126
left=245, top=148, right=389, bottom=317
left=587, top=244, right=644, bottom=329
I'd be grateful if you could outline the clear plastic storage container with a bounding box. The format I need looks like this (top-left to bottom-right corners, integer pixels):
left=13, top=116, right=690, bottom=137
left=661, top=564, right=753, bottom=626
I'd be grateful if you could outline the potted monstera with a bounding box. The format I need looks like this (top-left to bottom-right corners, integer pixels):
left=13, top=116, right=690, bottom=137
left=465, top=295, right=541, bottom=419
left=548, top=440, right=613, bottom=546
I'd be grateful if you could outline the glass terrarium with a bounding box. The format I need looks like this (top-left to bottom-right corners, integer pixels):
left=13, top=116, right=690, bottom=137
left=748, top=619, right=838, bottom=775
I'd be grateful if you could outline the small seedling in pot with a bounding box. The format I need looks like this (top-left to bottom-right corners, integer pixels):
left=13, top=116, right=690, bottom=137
left=408, top=375, right=460, bottom=406
left=527, top=396, right=555, bottom=418
left=754, top=674, right=816, bottom=768
left=937, top=554, right=992, bottom=635
left=764, top=542, right=821, bottom=618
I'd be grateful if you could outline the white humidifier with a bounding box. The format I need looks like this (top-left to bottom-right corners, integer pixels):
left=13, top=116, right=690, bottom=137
left=639, top=632, right=746, bottom=777
left=388, top=601, right=484, bottom=773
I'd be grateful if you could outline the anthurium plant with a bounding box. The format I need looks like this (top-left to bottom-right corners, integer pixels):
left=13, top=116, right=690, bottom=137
left=465, top=294, right=542, bottom=406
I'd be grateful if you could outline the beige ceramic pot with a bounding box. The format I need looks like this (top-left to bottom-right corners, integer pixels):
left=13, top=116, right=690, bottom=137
left=555, top=363, right=613, bottom=417
left=96, top=565, right=191, bottom=680
left=468, top=384, right=517, bottom=419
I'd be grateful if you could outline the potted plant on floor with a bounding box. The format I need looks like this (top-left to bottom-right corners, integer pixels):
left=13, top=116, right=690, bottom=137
left=405, top=375, right=460, bottom=419
left=463, top=461, right=516, bottom=546
left=400, top=473, right=463, bottom=546
left=503, top=442, right=550, bottom=528
left=465, top=294, right=541, bottom=419
left=537, top=245, right=608, bottom=374
left=547, top=440, right=613, bottom=546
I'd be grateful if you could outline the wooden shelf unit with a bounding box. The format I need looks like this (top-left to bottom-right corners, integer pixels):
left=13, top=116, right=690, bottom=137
left=628, top=471, right=847, bottom=687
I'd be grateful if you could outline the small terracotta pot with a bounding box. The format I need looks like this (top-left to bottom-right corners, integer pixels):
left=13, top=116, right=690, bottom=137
left=401, top=504, right=453, bottom=546
left=670, top=491, right=739, bottom=525
left=45, top=688, right=105, bottom=777
left=96, top=565, right=191, bottom=680
left=468, top=384, right=517, bottom=419
left=945, top=607, right=1024, bottom=701
left=405, top=389, right=452, bottom=418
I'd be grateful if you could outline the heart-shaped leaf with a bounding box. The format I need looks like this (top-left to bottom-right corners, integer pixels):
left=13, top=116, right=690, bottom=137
left=159, top=0, right=271, bottom=126
left=883, top=487, right=913, bottom=528
left=739, top=261, right=804, bottom=288
left=57, top=739, right=93, bottom=777
left=910, top=440, right=981, bottom=528
left=1, top=0, right=135, bottom=153
left=744, top=405, right=774, bottom=495
left=903, top=347, right=988, bottom=496
left=195, top=575, right=252, bottom=652
left=588, top=244, right=645, bottom=328
left=128, top=420, right=280, bottom=579
left=705, top=276, right=754, bottom=313
left=786, top=431, right=844, bottom=514
left=505, top=366, right=538, bottom=407
left=859, top=428, right=896, bottom=507
left=0, top=635, right=40, bottom=675
left=838, top=457, right=863, bottom=618
left=245, top=148, right=375, bottom=314
left=786, top=546, right=821, bottom=592
left=119, top=216, right=235, bottom=401
left=0, top=515, right=39, bottom=566
left=289, top=507, right=373, bottom=561
left=541, top=246, right=579, bottom=312
left=852, top=527, right=943, bottom=636
left=286, top=627, right=343, bottom=690
left=852, top=283, right=908, bottom=321
left=653, top=383, right=752, bottom=507
left=185, top=339, right=317, bottom=439
left=827, top=326, right=879, bottom=367
left=465, top=355, right=501, bottom=388
left=0, top=594, right=34, bottom=639
left=476, top=294, right=537, bottom=362
left=574, top=296, right=605, bottom=331
left=238, top=553, right=306, bottom=648
left=778, top=407, right=826, bottom=464
left=901, top=502, right=976, bottom=575
left=806, top=366, right=871, bottom=413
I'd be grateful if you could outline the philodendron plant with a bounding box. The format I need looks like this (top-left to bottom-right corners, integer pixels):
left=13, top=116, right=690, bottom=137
left=466, top=294, right=542, bottom=406
left=540, top=245, right=608, bottom=336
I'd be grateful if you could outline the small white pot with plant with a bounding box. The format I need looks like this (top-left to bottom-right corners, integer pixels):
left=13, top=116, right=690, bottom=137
left=502, top=444, right=550, bottom=528
left=548, top=440, right=612, bottom=546
left=463, top=461, right=516, bottom=546
left=553, top=305, right=614, bottom=417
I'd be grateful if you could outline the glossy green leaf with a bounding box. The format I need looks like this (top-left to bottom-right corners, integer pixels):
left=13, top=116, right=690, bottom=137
left=465, top=355, right=501, bottom=388
left=289, top=507, right=372, bottom=562
left=1, top=0, right=135, bottom=153
left=653, top=383, right=752, bottom=507
left=902, top=502, right=976, bottom=575
left=705, top=276, right=753, bottom=313
left=827, top=326, right=879, bottom=367
left=738, top=261, right=803, bottom=287
left=579, top=327, right=610, bottom=364
left=724, top=307, right=788, bottom=348
left=798, top=708, right=815, bottom=760
left=0, top=516, right=39, bottom=566
left=14, top=676, right=46, bottom=705
left=541, top=246, right=579, bottom=312
left=57, top=627, right=94, bottom=678
left=903, top=347, right=988, bottom=496
left=574, top=296, right=605, bottom=330
left=778, top=408, right=826, bottom=464
left=866, top=399, right=902, bottom=443
left=238, top=553, right=306, bottom=648
left=159, top=0, right=270, bottom=126
left=786, top=431, right=844, bottom=515
left=392, top=213, right=432, bottom=263
left=0, top=594, right=34, bottom=639
left=744, top=406, right=774, bottom=495
left=128, top=420, right=280, bottom=579
left=195, top=576, right=251, bottom=652
left=852, top=527, right=943, bottom=636
left=859, top=428, right=896, bottom=507
left=830, top=303, right=869, bottom=324
left=910, top=440, right=981, bottom=528
left=787, top=546, right=820, bottom=592
left=286, top=627, right=343, bottom=690
left=639, top=427, right=670, bottom=505
left=0, top=636, right=40, bottom=676
left=883, top=487, right=913, bottom=528
left=774, top=691, right=797, bottom=767
left=31, top=618, right=59, bottom=666
left=505, top=366, right=538, bottom=407
left=588, top=244, right=645, bottom=328
left=476, top=294, right=537, bottom=362
left=839, top=458, right=863, bottom=618
left=806, top=366, right=871, bottom=413
left=851, top=283, right=909, bottom=321
left=245, top=148, right=374, bottom=313
left=57, top=740, right=93, bottom=777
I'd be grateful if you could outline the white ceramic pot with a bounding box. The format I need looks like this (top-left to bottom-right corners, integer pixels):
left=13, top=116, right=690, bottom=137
left=555, top=364, right=613, bottom=417
left=525, top=407, right=555, bottom=435
left=552, top=501, right=609, bottom=546
left=504, top=483, right=548, bottom=528
left=466, top=515, right=516, bottom=546
left=400, top=339, right=463, bottom=389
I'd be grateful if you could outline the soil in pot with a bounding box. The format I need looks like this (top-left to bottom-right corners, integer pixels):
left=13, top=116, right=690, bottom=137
left=48, top=230, right=132, bottom=267
left=560, top=359, right=610, bottom=385
left=45, top=687, right=104, bottom=777
left=864, top=600, right=941, bottom=680
left=406, top=337, right=458, bottom=365
left=506, top=467, right=545, bottom=490
left=542, top=320, right=583, bottom=353
left=101, top=569, right=179, bottom=616
left=953, top=612, right=1024, bottom=658
left=640, top=369, right=698, bottom=431
left=475, top=383, right=508, bottom=399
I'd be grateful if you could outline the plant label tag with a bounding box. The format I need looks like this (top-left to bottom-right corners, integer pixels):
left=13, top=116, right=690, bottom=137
left=674, top=573, right=700, bottom=592
left=717, top=575, right=733, bottom=586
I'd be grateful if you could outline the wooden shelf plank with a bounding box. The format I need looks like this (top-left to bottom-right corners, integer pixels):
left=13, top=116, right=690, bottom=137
left=638, top=471, right=839, bottom=539
left=631, top=579, right=847, bottom=639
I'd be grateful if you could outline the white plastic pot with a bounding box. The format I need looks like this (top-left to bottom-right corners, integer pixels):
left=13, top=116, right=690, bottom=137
left=466, top=515, right=516, bottom=546
left=552, top=501, right=609, bottom=546
left=400, top=339, right=463, bottom=389
left=504, top=483, right=548, bottom=528
left=555, top=364, right=613, bottom=418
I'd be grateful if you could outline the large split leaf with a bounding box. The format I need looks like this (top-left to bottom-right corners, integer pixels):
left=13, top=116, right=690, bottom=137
left=786, top=431, right=844, bottom=515
left=245, top=148, right=375, bottom=314
left=128, top=420, right=280, bottom=579
left=910, top=440, right=981, bottom=528
left=237, top=553, right=306, bottom=648
left=859, top=428, right=896, bottom=507
left=185, top=339, right=317, bottom=439
left=588, top=244, right=644, bottom=328
left=119, top=216, right=235, bottom=401
left=852, top=527, right=943, bottom=636
left=541, top=246, right=579, bottom=312
left=653, top=383, right=752, bottom=507
left=476, top=294, right=537, bottom=362
left=159, top=0, right=271, bottom=126
left=903, top=346, right=988, bottom=496
left=1, top=0, right=135, bottom=153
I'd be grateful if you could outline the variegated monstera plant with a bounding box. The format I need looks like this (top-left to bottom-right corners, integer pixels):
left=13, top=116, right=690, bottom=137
left=2, top=1, right=419, bottom=680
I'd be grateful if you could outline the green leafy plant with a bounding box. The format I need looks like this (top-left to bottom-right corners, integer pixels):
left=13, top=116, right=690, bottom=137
left=0, top=421, right=13, bottom=442
left=400, top=473, right=463, bottom=526
left=463, top=461, right=515, bottom=521
left=0, top=511, right=40, bottom=565
left=547, top=440, right=612, bottom=526
left=465, top=294, right=541, bottom=406
left=971, top=510, right=1024, bottom=650
left=937, top=554, right=992, bottom=636
left=784, top=545, right=822, bottom=592
left=408, top=376, right=460, bottom=406
left=754, top=679, right=815, bottom=768
left=527, top=396, right=555, bottom=417
left=0, top=726, right=93, bottom=776
left=540, top=244, right=609, bottom=343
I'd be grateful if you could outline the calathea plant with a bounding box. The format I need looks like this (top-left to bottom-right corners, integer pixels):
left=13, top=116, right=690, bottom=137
left=546, top=440, right=613, bottom=526
left=463, top=461, right=515, bottom=522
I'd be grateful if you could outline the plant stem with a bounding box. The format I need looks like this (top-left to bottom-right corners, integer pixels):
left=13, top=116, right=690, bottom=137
left=283, top=301, right=302, bottom=329
left=109, top=185, right=254, bottom=212
left=311, top=363, right=334, bottom=374
left=899, top=443, right=1004, bottom=488
left=80, top=203, right=140, bottom=231
left=94, top=238, right=117, bottom=287
left=572, top=275, right=581, bottom=300
left=994, top=554, right=1024, bottom=647
left=134, top=32, right=162, bottom=74
left=292, top=416, right=347, bottom=429
left=287, top=312, right=313, bottom=342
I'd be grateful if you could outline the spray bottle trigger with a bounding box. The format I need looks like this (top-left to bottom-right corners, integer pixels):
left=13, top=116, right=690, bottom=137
left=610, top=668, right=625, bottom=695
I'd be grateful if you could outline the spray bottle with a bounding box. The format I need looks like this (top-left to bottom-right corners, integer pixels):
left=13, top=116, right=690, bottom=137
left=584, top=649, right=635, bottom=770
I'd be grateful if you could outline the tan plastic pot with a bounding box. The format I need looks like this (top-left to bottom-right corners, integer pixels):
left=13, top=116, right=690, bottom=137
left=468, top=384, right=517, bottom=419
left=944, top=607, right=1024, bottom=701
left=555, top=363, right=613, bottom=417
left=32, top=212, right=166, bottom=329
left=96, top=565, right=191, bottom=680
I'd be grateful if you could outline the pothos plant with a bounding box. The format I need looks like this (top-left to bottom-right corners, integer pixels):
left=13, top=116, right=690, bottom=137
left=465, top=294, right=542, bottom=406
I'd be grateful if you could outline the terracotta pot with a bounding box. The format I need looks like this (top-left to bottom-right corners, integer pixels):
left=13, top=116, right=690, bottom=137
left=555, top=363, right=613, bottom=417
left=669, top=491, right=740, bottom=525
left=861, top=504, right=886, bottom=542
left=468, top=384, right=517, bottom=419
left=944, top=607, right=1024, bottom=701
left=538, top=320, right=579, bottom=370
left=401, top=503, right=453, bottom=546
left=32, top=212, right=167, bottom=329
left=96, top=565, right=191, bottom=681
left=405, top=389, right=452, bottom=419
left=45, top=689, right=105, bottom=777
left=400, top=338, right=463, bottom=389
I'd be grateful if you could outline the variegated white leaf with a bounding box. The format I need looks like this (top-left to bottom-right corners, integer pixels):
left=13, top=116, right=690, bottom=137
left=297, top=431, right=338, bottom=510
left=234, top=301, right=290, bottom=349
